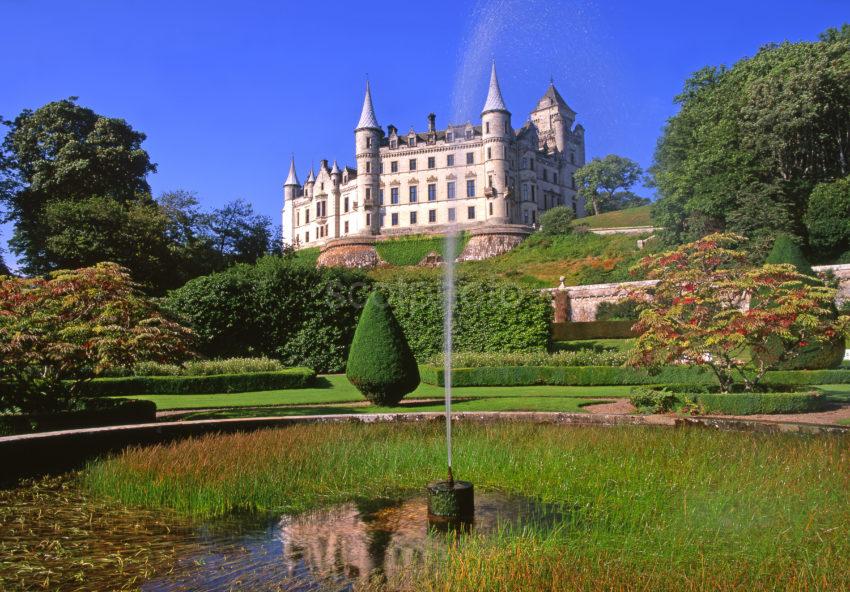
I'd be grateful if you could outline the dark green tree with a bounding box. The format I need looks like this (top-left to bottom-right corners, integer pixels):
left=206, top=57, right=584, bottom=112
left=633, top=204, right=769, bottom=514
left=805, top=175, right=850, bottom=258
left=346, top=291, right=420, bottom=406
left=651, top=27, right=850, bottom=255
left=574, top=155, right=644, bottom=215
left=0, top=98, right=156, bottom=274
left=764, top=234, right=815, bottom=276
left=206, top=199, right=274, bottom=265
left=538, top=206, right=575, bottom=235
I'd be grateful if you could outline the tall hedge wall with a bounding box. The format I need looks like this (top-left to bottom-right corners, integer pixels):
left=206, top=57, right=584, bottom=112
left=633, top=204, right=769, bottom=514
left=163, top=257, right=372, bottom=373
left=379, top=278, right=551, bottom=360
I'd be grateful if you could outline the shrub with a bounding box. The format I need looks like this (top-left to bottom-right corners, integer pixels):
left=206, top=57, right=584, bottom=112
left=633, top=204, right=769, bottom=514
left=346, top=292, right=420, bottom=405
left=695, top=391, right=824, bottom=415
left=538, top=206, right=575, bottom=236
left=164, top=256, right=372, bottom=373
left=77, top=368, right=316, bottom=396
left=552, top=321, right=636, bottom=341
left=421, top=365, right=716, bottom=387
left=596, top=299, right=640, bottom=321
left=629, top=387, right=685, bottom=413
left=764, top=233, right=815, bottom=276
left=380, top=277, right=551, bottom=360
left=805, top=175, right=850, bottom=256
left=430, top=350, right=628, bottom=368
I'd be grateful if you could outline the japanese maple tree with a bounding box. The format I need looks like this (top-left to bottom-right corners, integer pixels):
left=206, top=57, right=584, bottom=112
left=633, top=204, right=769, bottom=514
left=0, top=262, right=194, bottom=413
left=629, top=233, right=846, bottom=392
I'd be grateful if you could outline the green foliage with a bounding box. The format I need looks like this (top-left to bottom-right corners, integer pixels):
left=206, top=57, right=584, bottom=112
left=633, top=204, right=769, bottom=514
left=630, top=233, right=847, bottom=392
left=695, top=390, right=824, bottom=415
left=0, top=263, right=194, bottom=413
left=346, top=291, right=420, bottom=405
left=755, top=334, right=846, bottom=370
left=0, top=398, right=156, bottom=435
left=430, top=349, right=628, bottom=368
left=805, top=175, right=850, bottom=257
left=375, top=233, right=469, bottom=266
left=764, top=233, right=815, bottom=275
left=77, top=368, right=315, bottom=397
left=123, top=357, right=288, bottom=377
left=538, top=207, right=575, bottom=236
left=651, top=31, right=850, bottom=255
left=574, top=155, right=645, bottom=216
left=552, top=321, right=636, bottom=340
left=379, top=277, right=551, bottom=360
left=421, top=365, right=715, bottom=387
left=629, top=386, right=684, bottom=413
left=595, top=299, right=641, bottom=321
left=163, top=256, right=372, bottom=373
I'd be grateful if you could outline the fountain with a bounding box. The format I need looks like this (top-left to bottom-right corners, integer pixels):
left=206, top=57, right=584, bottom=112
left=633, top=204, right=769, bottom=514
left=426, top=228, right=475, bottom=528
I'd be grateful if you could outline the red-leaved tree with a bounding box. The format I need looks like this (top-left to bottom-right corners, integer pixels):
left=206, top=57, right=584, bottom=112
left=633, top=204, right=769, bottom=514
left=0, top=263, right=194, bottom=413
left=629, top=233, right=847, bottom=392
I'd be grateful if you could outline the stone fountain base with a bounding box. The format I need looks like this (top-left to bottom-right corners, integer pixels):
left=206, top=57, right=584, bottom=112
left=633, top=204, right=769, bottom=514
left=426, top=480, right=474, bottom=529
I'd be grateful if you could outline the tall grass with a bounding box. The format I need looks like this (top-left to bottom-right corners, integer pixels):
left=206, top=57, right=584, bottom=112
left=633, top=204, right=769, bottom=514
left=82, top=423, right=850, bottom=590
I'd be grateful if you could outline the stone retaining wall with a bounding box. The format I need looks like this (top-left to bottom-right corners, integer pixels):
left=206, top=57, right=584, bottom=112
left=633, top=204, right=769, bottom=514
left=457, top=224, right=533, bottom=261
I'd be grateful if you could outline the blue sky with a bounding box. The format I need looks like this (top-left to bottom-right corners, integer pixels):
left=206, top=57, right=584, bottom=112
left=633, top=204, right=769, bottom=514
left=1, top=0, right=847, bottom=266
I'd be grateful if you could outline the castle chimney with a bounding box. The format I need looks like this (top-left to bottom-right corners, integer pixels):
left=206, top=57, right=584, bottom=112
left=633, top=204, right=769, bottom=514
left=427, top=113, right=436, bottom=132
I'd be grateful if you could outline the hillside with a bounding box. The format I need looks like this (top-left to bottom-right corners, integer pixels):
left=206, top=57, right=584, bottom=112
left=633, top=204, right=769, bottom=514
left=571, top=205, right=653, bottom=229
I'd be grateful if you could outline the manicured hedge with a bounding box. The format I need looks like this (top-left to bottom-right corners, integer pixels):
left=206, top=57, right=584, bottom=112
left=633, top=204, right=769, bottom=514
left=421, top=365, right=716, bottom=387
left=552, top=321, right=636, bottom=341
left=77, top=368, right=316, bottom=397
left=421, top=365, right=850, bottom=388
left=695, top=391, right=825, bottom=415
left=380, top=278, right=551, bottom=360
left=0, top=398, right=156, bottom=435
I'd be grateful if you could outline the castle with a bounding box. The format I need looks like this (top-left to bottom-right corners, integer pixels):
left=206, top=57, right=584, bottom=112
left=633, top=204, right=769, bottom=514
left=281, top=64, right=587, bottom=251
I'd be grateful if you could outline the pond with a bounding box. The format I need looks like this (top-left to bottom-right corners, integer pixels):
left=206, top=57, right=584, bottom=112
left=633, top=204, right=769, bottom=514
left=0, top=477, right=567, bottom=592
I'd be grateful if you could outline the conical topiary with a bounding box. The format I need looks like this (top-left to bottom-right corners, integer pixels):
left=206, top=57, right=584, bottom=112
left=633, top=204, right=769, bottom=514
left=346, top=291, right=420, bottom=406
left=764, top=234, right=815, bottom=276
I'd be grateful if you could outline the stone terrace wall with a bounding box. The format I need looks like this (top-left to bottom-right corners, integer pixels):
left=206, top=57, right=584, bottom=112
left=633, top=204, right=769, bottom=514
left=545, top=263, right=850, bottom=322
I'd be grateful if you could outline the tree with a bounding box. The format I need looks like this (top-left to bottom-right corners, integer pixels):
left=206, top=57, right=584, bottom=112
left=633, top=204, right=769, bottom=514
left=574, top=155, right=644, bottom=216
left=346, top=291, right=420, bottom=405
left=206, top=199, right=274, bottom=266
left=805, top=175, right=850, bottom=257
left=0, top=263, right=194, bottom=413
left=764, top=233, right=814, bottom=276
left=0, top=98, right=156, bottom=274
left=651, top=29, right=850, bottom=255
left=538, top=206, right=575, bottom=235
left=629, top=233, right=846, bottom=392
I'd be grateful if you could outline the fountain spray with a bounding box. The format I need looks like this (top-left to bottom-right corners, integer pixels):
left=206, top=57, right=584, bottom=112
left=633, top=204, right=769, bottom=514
left=443, top=229, right=456, bottom=485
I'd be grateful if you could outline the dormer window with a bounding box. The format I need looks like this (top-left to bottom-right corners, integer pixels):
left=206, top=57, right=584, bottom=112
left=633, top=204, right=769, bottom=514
left=465, top=129, right=473, bottom=140
left=390, top=138, right=397, bottom=149
left=409, top=133, right=416, bottom=147
left=446, top=131, right=453, bottom=142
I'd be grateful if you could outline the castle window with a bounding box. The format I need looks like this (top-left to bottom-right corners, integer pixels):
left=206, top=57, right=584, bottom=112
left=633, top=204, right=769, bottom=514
left=428, top=209, right=436, bottom=223
left=409, top=186, right=418, bottom=203
left=489, top=203, right=493, bottom=216
left=390, top=139, right=397, bottom=149
left=305, top=231, right=310, bottom=242
left=522, top=185, right=529, bottom=200
left=446, top=131, right=453, bottom=142
left=465, top=129, right=472, bottom=140
left=391, top=187, right=399, bottom=204
left=409, top=158, right=417, bottom=171
left=391, top=212, right=399, bottom=226
left=531, top=186, right=536, bottom=199
left=488, top=175, right=493, bottom=188
left=366, top=137, right=372, bottom=148
left=504, top=121, right=508, bottom=133
left=466, top=152, right=474, bottom=165
left=543, top=169, right=548, bottom=182
left=320, top=182, right=324, bottom=191
left=485, top=122, right=490, bottom=133
left=379, top=189, right=384, bottom=205
left=428, top=156, right=435, bottom=169
left=447, top=181, right=456, bottom=199
left=380, top=213, right=385, bottom=227
left=306, top=210, right=310, bottom=223
left=410, top=211, right=417, bottom=225
left=447, top=154, right=455, bottom=166
left=344, top=221, right=349, bottom=234
left=409, top=134, right=416, bottom=147
left=365, top=188, right=371, bottom=202
left=466, top=179, right=475, bottom=197
left=367, top=213, right=371, bottom=226
left=570, top=151, right=576, bottom=164
left=448, top=207, right=456, bottom=222
left=521, top=157, right=528, bottom=169
left=467, top=206, right=476, bottom=220
left=427, top=183, right=436, bottom=201
left=571, top=174, right=576, bottom=190
left=487, top=147, right=491, bottom=159
left=366, top=162, right=371, bottom=173
left=553, top=172, right=558, bottom=184
left=391, top=161, right=398, bottom=173
left=530, top=159, right=535, bottom=171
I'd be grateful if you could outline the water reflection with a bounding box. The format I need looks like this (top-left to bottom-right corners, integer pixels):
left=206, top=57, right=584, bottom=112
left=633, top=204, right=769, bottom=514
left=142, top=492, right=567, bottom=591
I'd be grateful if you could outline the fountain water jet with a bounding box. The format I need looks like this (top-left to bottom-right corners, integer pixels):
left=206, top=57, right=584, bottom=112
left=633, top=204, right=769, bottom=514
left=426, top=228, right=474, bottom=527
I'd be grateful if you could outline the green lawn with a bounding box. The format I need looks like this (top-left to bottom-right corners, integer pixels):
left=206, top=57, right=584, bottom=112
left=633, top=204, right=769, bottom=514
left=571, top=204, right=653, bottom=228
left=123, top=374, right=632, bottom=411
left=553, top=338, right=635, bottom=352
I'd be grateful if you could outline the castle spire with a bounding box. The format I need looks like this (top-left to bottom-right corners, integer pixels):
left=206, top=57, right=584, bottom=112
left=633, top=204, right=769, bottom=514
left=355, top=80, right=380, bottom=130
left=481, top=61, right=509, bottom=115
left=331, top=159, right=340, bottom=175
left=305, top=165, right=315, bottom=185
left=284, top=155, right=300, bottom=186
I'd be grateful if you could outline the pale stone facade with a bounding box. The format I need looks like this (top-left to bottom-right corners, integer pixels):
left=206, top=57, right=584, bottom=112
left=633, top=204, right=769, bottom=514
left=282, top=64, right=587, bottom=250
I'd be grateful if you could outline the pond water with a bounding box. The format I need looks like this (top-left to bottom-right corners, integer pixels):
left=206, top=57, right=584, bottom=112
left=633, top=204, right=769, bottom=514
left=0, top=480, right=568, bottom=592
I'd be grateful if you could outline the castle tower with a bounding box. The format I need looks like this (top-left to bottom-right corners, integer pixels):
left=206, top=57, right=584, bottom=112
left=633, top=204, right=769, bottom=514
left=354, top=81, right=381, bottom=235
left=329, top=160, right=342, bottom=238
left=531, top=81, right=576, bottom=155
left=282, top=155, right=301, bottom=246
left=481, top=62, right=511, bottom=224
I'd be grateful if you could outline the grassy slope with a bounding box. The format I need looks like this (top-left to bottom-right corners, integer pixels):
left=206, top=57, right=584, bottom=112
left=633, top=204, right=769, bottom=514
left=375, top=233, right=470, bottom=266
left=571, top=204, right=653, bottom=228
left=83, top=422, right=850, bottom=590
left=123, top=374, right=632, bottom=410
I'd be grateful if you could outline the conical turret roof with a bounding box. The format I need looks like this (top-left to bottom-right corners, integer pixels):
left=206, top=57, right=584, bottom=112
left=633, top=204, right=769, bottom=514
left=481, top=62, right=509, bottom=115
left=284, top=156, right=300, bottom=186
left=331, top=160, right=340, bottom=175
left=305, top=166, right=315, bottom=184
left=355, top=81, right=380, bottom=130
